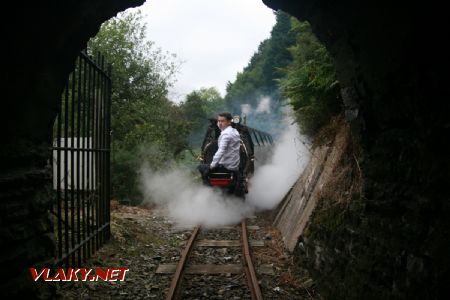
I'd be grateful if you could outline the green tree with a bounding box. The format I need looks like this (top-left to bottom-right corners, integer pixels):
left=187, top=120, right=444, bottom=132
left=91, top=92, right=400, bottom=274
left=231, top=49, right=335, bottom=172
left=278, top=19, right=341, bottom=136
left=88, top=10, right=179, bottom=144
left=88, top=10, right=188, bottom=203
left=223, top=11, right=296, bottom=135
left=180, top=87, right=225, bottom=147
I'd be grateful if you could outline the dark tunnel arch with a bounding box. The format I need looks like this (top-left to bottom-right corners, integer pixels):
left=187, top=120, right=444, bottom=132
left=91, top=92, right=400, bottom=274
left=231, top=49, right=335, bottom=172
left=1, top=0, right=449, bottom=298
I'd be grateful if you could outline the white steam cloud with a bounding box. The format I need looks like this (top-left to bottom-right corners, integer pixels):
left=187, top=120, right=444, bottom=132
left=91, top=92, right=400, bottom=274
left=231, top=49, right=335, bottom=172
left=140, top=167, right=253, bottom=227
left=246, top=119, right=310, bottom=209
left=139, top=115, right=310, bottom=228
left=240, top=96, right=271, bottom=116
left=240, top=103, right=252, bottom=116
left=255, top=96, right=271, bottom=114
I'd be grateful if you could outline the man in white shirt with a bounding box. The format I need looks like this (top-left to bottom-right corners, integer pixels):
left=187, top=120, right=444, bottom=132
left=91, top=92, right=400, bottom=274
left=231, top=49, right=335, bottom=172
left=210, top=112, right=241, bottom=171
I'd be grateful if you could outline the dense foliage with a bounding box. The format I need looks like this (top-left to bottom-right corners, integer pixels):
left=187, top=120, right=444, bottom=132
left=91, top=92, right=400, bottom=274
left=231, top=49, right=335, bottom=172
left=180, top=87, right=225, bottom=147
left=223, top=11, right=296, bottom=135
left=88, top=10, right=188, bottom=203
left=222, top=13, right=341, bottom=138
left=279, top=19, right=341, bottom=136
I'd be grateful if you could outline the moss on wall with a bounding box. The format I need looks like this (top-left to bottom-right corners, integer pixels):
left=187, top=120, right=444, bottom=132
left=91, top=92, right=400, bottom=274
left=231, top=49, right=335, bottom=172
left=264, top=1, right=450, bottom=298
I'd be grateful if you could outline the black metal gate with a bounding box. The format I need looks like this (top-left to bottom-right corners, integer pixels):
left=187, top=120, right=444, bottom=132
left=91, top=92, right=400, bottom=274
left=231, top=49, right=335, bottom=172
left=51, top=50, right=111, bottom=267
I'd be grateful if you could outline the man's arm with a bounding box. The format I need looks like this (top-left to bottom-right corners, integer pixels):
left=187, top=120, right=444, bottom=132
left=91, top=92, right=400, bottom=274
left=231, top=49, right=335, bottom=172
left=210, top=133, right=230, bottom=168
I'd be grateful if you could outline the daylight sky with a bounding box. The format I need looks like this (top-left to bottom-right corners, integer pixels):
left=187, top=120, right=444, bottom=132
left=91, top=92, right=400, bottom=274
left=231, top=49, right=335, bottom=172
left=126, top=0, right=277, bottom=102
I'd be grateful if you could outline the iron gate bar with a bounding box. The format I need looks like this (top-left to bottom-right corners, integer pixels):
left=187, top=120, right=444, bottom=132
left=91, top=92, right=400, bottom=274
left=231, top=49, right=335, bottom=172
left=85, top=55, right=90, bottom=259
left=52, top=147, right=110, bottom=152
left=76, top=55, right=82, bottom=267
left=52, top=223, right=110, bottom=268
left=82, top=52, right=87, bottom=262
left=56, top=74, right=63, bottom=265
left=86, top=54, right=92, bottom=259
left=106, top=63, right=112, bottom=240
left=89, top=53, right=95, bottom=256
left=91, top=52, right=96, bottom=254
left=70, top=59, right=75, bottom=267
left=93, top=51, right=98, bottom=250
left=80, top=50, right=108, bottom=74
left=64, top=76, right=69, bottom=267
left=52, top=50, right=111, bottom=268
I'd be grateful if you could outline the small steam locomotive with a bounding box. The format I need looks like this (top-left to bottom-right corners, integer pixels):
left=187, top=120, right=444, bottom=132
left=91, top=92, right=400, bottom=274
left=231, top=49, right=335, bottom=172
left=198, top=115, right=273, bottom=199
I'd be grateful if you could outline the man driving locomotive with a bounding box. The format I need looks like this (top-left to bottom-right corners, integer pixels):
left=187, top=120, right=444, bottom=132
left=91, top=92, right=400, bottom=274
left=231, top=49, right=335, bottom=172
left=209, top=112, right=241, bottom=172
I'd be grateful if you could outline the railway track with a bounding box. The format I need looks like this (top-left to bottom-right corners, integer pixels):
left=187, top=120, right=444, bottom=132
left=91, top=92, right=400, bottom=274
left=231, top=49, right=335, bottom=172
left=164, top=219, right=263, bottom=300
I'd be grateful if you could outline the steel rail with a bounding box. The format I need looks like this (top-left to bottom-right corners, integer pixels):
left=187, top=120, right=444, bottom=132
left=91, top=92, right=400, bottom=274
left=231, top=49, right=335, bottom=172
left=241, top=219, right=263, bottom=300
left=166, top=226, right=201, bottom=300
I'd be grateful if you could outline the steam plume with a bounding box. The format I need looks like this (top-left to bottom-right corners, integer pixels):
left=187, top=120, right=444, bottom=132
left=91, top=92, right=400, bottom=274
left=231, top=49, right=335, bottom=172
left=255, top=96, right=271, bottom=113
left=246, top=118, right=310, bottom=209
left=139, top=114, right=310, bottom=227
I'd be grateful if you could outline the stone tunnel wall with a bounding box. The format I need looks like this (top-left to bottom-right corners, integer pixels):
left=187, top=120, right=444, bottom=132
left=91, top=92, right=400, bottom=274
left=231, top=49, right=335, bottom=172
left=0, top=1, right=144, bottom=298
left=264, top=0, right=450, bottom=299
left=274, top=122, right=351, bottom=252
left=1, top=0, right=449, bottom=298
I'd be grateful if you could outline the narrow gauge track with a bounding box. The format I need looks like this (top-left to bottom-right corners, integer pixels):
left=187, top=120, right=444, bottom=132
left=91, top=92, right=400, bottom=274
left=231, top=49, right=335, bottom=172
left=165, top=219, right=263, bottom=300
